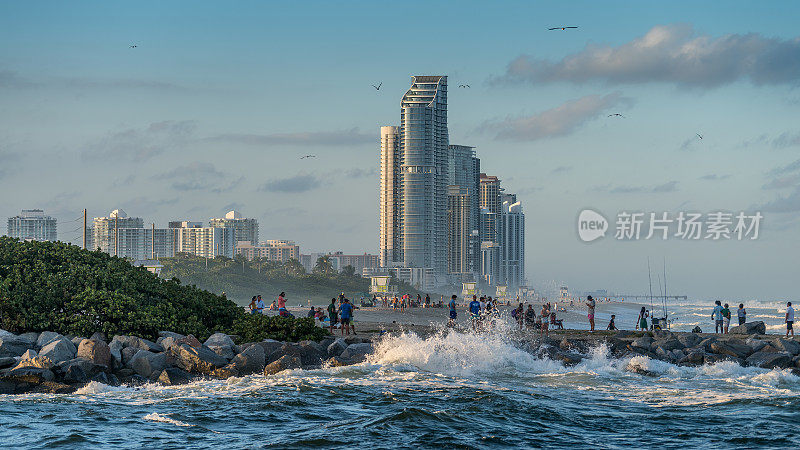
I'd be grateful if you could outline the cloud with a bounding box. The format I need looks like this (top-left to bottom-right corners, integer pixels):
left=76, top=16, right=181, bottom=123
left=756, top=186, right=800, bottom=213
left=550, top=166, right=573, bottom=174
left=769, top=158, right=800, bottom=176
left=221, top=202, right=245, bottom=213
left=82, top=120, right=196, bottom=162
left=699, top=174, right=730, bottom=181
left=772, top=131, right=800, bottom=148
left=155, top=162, right=243, bottom=193
left=481, top=93, right=630, bottom=141
left=258, top=174, right=322, bottom=193
left=763, top=174, right=800, bottom=190
left=600, top=180, right=678, bottom=194
left=494, top=24, right=800, bottom=88
left=121, top=197, right=180, bottom=215
left=206, top=128, right=373, bottom=147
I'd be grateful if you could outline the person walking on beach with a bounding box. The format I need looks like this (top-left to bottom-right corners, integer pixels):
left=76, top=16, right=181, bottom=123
left=712, top=300, right=724, bottom=334
left=737, top=303, right=747, bottom=325
left=786, top=302, right=795, bottom=337
left=636, top=307, right=648, bottom=331
left=448, top=295, right=458, bottom=327
left=327, top=298, right=338, bottom=333
left=586, top=296, right=596, bottom=332
left=721, top=303, right=731, bottom=334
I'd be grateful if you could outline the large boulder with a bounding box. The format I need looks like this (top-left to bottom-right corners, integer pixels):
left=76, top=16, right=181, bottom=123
left=710, top=340, right=753, bottom=359
left=0, top=357, right=16, bottom=369
left=745, top=338, right=768, bottom=353
left=170, top=344, right=228, bottom=375
left=630, top=336, right=653, bottom=351
left=208, top=345, right=236, bottom=361
left=276, top=342, right=325, bottom=366
left=55, top=358, right=107, bottom=378
left=71, top=337, right=85, bottom=348
left=340, top=343, right=373, bottom=361
left=121, top=346, right=140, bottom=365
left=18, top=332, right=40, bottom=346
left=39, top=338, right=77, bottom=365
left=13, top=355, right=54, bottom=370
left=89, top=332, right=107, bottom=342
left=774, top=339, right=800, bottom=356
left=158, top=331, right=185, bottom=340
left=62, top=364, right=90, bottom=384
left=264, top=355, right=302, bottom=375
left=678, top=351, right=705, bottom=366
left=746, top=351, right=793, bottom=369
left=175, top=335, right=203, bottom=349
left=327, top=338, right=348, bottom=357
left=2, top=367, right=55, bottom=383
left=77, top=339, right=112, bottom=367
left=258, top=339, right=284, bottom=356
left=652, top=338, right=684, bottom=353
left=21, top=349, right=38, bottom=360
left=158, top=367, right=192, bottom=385
left=729, top=321, right=766, bottom=335
left=0, top=335, right=35, bottom=357
left=228, top=343, right=266, bottom=375
left=36, top=331, right=63, bottom=349
left=129, top=350, right=167, bottom=378
left=205, top=333, right=236, bottom=348
left=110, top=335, right=163, bottom=353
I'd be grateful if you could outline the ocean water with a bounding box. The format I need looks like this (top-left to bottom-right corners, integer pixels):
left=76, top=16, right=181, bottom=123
left=1, top=326, right=799, bottom=449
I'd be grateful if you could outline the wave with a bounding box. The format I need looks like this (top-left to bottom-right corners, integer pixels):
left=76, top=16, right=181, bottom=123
left=143, top=412, right=194, bottom=427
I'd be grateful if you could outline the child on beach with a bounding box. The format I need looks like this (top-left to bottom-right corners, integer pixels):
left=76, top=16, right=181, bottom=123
left=607, top=315, right=617, bottom=331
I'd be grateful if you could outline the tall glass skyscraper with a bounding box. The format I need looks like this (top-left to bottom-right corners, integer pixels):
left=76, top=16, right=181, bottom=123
left=399, top=75, right=449, bottom=276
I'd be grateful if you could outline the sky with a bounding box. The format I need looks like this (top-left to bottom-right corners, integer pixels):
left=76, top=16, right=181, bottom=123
left=1, top=1, right=800, bottom=301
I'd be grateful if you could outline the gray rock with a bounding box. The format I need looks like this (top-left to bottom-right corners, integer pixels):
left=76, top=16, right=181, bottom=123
left=56, top=358, right=106, bottom=377
left=264, top=355, right=302, bottom=375
left=656, top=338, right=684, bottom=352
left=3, top=367, right=55, bottom=383
left=669, top=349, right=685, bottom=361
left=121, top=346, right=139, bottom=365
left=710, top=341, right=753, bottom=359
left=0, top=357, right=16, bottom=369
left=208, top=345, right=236, bottom=361
left=678, top=351, right=705, bottom=366
left=89, top=332, right=107, bottom=342
left=170, top=344, right=228, bottom=375
left=13, top=355, right=54, bottom=370
left=745, top=338, right=768, bottom=353
left=39, top=338, right=77, bottom=365
left=774, top=339, right=800, bottom=356
left=63, top=364, right=89, bottom=384
left=228, top=344, right=266, bottom=375
left=128, top=350, right=167, bottom=378
left=18, top=332, right=40, bottom=346
left=77, top=339, right=112, bottom=367
left=327, top=338, right=348, bottom=357
left=630, top=336, right=653, bottom=350
left=704, top=353, right=744, bottom=365
left=91, top=372, right=119, bottom=386
left=21, top=349, right=38, bottom=360
left=276, top=342, right=325, bottom=366
left=746, top=351, right=793, bottom=369
left=71, top=337, right=85, bottom=348
left=110, top=335, right=163, bottom=353
left=729, top=321, right=766, bottom=335
left=794, top=355, right=800, bottom=368
left=340, top=343, right=373, bottom=360
left=319, top=337, right=336, bottom=350
left=0, top=335, right=34, bottom=357
left=205, top=333, right=236, bottom=348
left=158, top=331, right=185, bottom=340
left=258, top=339, right=284, bottom=356
left=554, top=351, right=583, bottom=366
left=36, top=331, right=63, bottom=349
left=158, top=367, right=191, bottom=385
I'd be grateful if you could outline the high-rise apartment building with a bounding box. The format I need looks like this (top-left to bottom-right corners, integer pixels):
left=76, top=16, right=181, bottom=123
left=379, top=75, right=449, bottom=286
left=447, top=145, right=480, bottom=280
left=379, top=126, right=400, bottom=268
left=501, top=200, right=525, bottom=288
left=447, top=185, right=471, bottom=277
left=7, top=209, right=57, bottom=242
left=235, top=240, right=300, bottom=262
left=91, top=210, right=145, bottom=255
left=174, top=226, right=234, bottom=259
left=209, top=210, right=259, bottom=246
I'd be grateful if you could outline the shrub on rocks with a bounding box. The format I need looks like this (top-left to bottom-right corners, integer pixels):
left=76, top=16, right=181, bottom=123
left=229, top=314, right=328, bottom=344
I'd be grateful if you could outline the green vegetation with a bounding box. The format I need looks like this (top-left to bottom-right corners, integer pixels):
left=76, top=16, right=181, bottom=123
left=0, top=237, right=327, bottom=342
left=159, top=253, right=423, bottom=306
left=230, top=314, right=327, bottom=343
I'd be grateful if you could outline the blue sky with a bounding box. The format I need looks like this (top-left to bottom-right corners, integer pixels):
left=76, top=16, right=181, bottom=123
left=2, top=1, right=800, bottom=300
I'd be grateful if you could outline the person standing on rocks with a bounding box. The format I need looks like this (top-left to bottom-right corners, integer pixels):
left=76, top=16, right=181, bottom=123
left=586, top=296, right=596, bottom=332
left=468, top=296, right=481, bottom=331
left=540, top=303, right=550, bottom=337
left=607, top=315, right=617, bottom=331
left=711, top=300, right=724, bottom=334
left=786, top=302, right=795, bottom=338
left=448, top=295, right=458, bottom=327
left=737, top=303, right=747, bottom=325
left=327, top=298, right=338, bottom=333
left=721, top=303, right=731, bottom=334
left=636, top=307, right=648, bottom=331
left=338, top=298, right=354, bottom=336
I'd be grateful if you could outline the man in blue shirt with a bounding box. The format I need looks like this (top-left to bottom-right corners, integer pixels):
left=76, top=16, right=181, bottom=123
left=468, top=295, right=481, bottom=331
left=711, top=300, right=724, bottom=334
left=448, top=295, right=458, bottom=327
left=339, top=298, right=354, bottom=336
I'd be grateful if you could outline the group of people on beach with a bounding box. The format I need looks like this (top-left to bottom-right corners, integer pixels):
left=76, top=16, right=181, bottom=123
left=324, top=294, right=358, bottom=336
left=708, top=300, right=794, bottom=337
left=378, top=293, right=446, bottom=310
left=247, top=292, right=291, bottom=317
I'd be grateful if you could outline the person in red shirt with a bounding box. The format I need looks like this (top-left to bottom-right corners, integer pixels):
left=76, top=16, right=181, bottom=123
left=277, top=292, right=288, bottom=317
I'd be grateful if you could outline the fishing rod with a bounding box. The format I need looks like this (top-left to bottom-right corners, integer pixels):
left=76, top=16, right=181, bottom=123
left=647, top=257, right=654, bottom=318
left=663, top=257, right=669, bottom=330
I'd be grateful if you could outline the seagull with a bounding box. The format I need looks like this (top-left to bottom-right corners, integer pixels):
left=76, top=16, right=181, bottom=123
left=372, top=82, right=382, bottom=90
left=129, top=45, right=137, bottom=48
left=459, top=84, right=470, bottom=88
left=548, top=26, right=578, bottom=30
left=608, top=113, right=625, bottom=118
left=300, top=155, right=316, bottom=159
left=696, top=133, right=703, bottom=140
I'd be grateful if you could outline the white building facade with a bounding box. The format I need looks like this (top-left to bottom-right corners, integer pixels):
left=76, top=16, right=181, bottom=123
left=7, top=209, right=57, bottom=242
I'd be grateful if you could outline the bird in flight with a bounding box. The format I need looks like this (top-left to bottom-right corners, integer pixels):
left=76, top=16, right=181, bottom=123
left=608, top=113, right=625, bottom=118
left=129, top=45, right=137, bottom=48
left=548, top=26, right=578, bottom=31
left=696, top=133, right=703, bottom=140
left=458, top=84, right=470, bottom=88
left=300, top=155, right=316, bottom=159
left=372, top=82, right=382, bottom=90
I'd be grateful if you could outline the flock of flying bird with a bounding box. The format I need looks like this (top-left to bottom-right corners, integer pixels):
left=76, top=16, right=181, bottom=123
left=128, top=25, right=703, bottom=161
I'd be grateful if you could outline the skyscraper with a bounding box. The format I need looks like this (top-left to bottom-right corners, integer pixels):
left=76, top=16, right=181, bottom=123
left=379, top=126, right=400, bottom=267
left=379, top=75, right=450, bottom=286
left=7, top=209, right=57, bottom=242
left=447, top=145, right=480, bottom=280
left=398, top=75, right=449, bottom=276
left=209, top=210, right=259, bottom=246
left=501, top=199, right=525, bottom=288
left=91, top=209, right=144, bottom=255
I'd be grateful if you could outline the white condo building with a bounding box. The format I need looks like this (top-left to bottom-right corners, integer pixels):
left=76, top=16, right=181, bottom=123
left=7, top=209, right=57, bottom=242
left=209, top=210, right=259, bottom=246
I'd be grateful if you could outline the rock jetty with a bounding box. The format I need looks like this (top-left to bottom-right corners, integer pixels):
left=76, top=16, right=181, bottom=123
left=0, top=328, right=372, bottom=394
